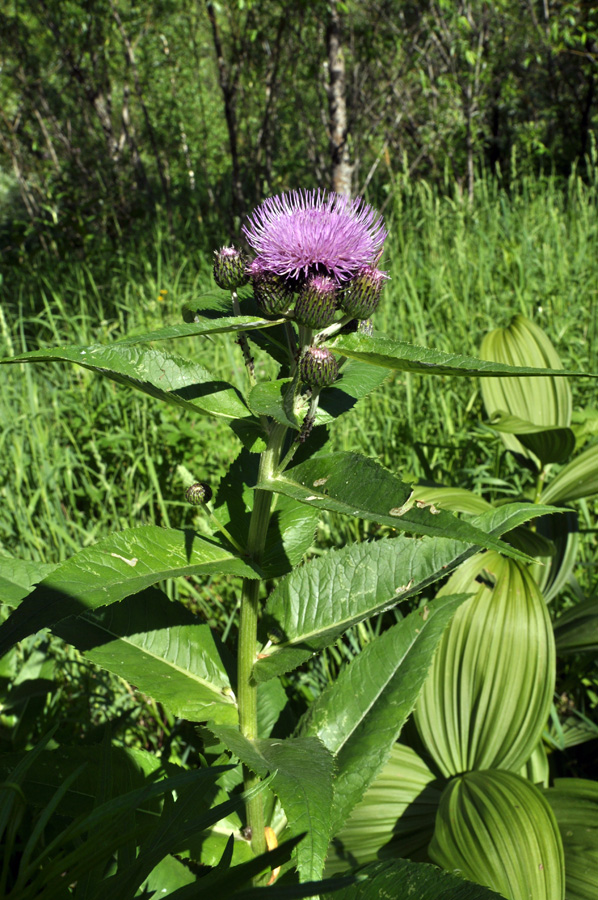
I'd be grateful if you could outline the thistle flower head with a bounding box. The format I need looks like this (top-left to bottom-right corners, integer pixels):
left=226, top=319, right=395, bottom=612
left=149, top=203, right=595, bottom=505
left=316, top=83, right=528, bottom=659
left=185, top=482, right=213, bottom=505
left=213, top=246, right=249, bottom=290
left=248, top=258, right=294, bottom=315
left=299, top=346, right=339, bottom=388
left=294, top=274, right=338, bottom=328
left=341, top=264, right=388, bottom=319
left=243, top=190, right=387, bottom=283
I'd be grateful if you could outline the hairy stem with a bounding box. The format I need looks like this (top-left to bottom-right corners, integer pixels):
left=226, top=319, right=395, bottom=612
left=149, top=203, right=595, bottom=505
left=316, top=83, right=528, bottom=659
left=237, top=422, right=287, bottom=857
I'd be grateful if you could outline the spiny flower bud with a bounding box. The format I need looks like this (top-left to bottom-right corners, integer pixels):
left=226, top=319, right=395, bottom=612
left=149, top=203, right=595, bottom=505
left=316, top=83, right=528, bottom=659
left=185, top=482, right=213, bottom=505
left=294, top=275, right=338, bottom=329
left=249, top=260, right=294, bottom=314
left=340, top=265, right=387, bottom=319
left=213, top=247, right=249, bottom=290
left=299, top=346, right=339, bottom=388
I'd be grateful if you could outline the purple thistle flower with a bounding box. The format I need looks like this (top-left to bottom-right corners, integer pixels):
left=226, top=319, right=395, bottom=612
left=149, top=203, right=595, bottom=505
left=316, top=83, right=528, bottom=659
left=243, top=189, right=387, bottom=283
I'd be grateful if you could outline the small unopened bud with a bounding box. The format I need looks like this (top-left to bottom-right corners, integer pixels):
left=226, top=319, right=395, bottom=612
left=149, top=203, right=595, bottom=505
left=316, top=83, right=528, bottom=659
left=249, top=260, right=293, bottom=314
left=341, top=266, right=387, bottom=319
left=299, top=346, right=339, bottom=388
left=185, top=482, right=213, bottom=505
left=213, top=247, right=249, bottom=290
left=294, top=275, right=338, bottom=329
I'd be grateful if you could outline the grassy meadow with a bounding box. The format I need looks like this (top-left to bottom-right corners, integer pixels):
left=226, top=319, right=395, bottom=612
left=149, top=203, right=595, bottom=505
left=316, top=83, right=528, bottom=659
left=2, top=170, right=598, bottom=744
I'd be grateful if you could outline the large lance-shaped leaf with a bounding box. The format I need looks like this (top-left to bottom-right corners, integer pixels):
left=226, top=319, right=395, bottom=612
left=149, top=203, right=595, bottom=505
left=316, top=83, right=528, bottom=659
left=554, top=597, right=598, bottom=654
left=300, top=595, right=468, bottom=836
left=325, top=743, right=445, bottom=875
left=480, top=315, right=572, bottom=466
left=254, top=502, right=561, bottom=683
left=114, top=315, right=285, bottom=345
left=1, top=343, right=250, bottom=420
left=528, top=510, right=579, bottom=603
left=55, top=589, right=238, bottom=724
left=0, top=556, right=57, bottom=608
left=542, top=442, right=598, bottom=504
left=415, top=552, right=555, bottom=776
left=257, top=452, right=535, bottom=560
left=0, top=526, right=259, bottom=657
left=322, top=858, right=503, bottom=900
left=544, top=778, right=598, bottom=900
left=209, top=724, right=334, bottom=882
left=430, top=770, right=565, bottom=900
left=329, top=330, right=587, bottom=378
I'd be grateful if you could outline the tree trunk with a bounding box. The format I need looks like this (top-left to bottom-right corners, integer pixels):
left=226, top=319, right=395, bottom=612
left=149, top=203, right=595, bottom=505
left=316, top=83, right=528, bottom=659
left=326, top=0, right=353, bottom=197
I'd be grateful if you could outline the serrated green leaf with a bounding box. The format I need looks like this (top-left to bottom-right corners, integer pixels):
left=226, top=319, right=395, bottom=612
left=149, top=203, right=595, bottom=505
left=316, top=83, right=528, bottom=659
left=542, top=442, right=598, bottom=504
left=248, top=378, right=299, bottom=428
left=255, top=502, right=559, bottom=683
left=0, top=556, right=57, bottom=608
left=114, top=315, right=285, bottom=344
left=258, top=452, right=542, bottom=562
left=0, top=526, right=259, bottom=657
left=544, top=778, right=598, bottom=900
left=301, top=595, right=468, bottom=836
left=415, top=553, right=555, bottom=775
left=329, top=330, right=586, bottom=378
left=209, top=725, right=334, bottom=881
left=430, top=770, right=565, bottom=900
left=323, top=858, right=503, bottom=899
left=1, top=344, right=251, bottom=420
left=326, top=743, right=444, bottom=875
left=54, top=589, right=238, bottom=724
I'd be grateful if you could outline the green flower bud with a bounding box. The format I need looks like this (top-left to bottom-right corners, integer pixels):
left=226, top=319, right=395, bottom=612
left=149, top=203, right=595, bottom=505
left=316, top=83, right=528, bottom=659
left=299, top=346, right=339, bottom=388
left=294, top=275, right=338, bottom=329
left=213, top=247, right=249, bottom=290
left=249, top=260, right=294, bottom=314
left=340, top=265, right=387, bottom=319
left=185, top=482, right=213, bottom=505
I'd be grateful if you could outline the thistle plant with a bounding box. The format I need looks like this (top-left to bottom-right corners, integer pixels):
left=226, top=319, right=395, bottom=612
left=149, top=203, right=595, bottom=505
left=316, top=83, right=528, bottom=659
left=0, top=190, right=595, bottom=899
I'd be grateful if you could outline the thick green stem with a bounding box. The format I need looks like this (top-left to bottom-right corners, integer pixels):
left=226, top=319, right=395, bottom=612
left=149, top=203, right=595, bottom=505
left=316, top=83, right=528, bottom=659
left=237, top=422, right=287, bottom=857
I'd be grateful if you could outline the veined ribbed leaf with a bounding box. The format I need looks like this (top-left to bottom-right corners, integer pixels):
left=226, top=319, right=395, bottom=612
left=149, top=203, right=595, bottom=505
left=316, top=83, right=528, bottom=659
left=518, top=741, right=550, bottom=788
left=480, top=315, right=572, bottom=466
left=410, top=485, right=493, bottom=516
left=544, top=778, right=598, bottom=900
left=430, top=770, right=565, bottom=900
left=257, top=452, right=538, bottom=561
left=415, top=552, right=555, bottom=775
left=0, top=556, right=57, bottom=608
left=554, top=597, right=598, bottom=653
left=325, top=743, right=444, bottom=875
left=528, top=511, right=579, bottom=603
left=328, top=331, right=585, bottom=379
left=1, top=344, right=251, bottom=420
left=0, top=526, right=259, bottom=658
left=209, top=725, right=334, bottom=881
left=542, top=442, right=598, bottom=504
left=254, top=502, right=560, bottom=683
left=55, top=589, right=238, bottom=724
left=300, top=595, right=468, bottom=836
left=489, top=413, right=575, bottom=465
left=322, top=858, right=503, bottom=899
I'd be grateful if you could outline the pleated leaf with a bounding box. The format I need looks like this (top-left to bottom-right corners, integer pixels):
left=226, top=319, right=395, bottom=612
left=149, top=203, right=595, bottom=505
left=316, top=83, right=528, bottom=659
left=209, top=724, right=334, bottom=882
left=542, top=442, right=598, bottom=504
left=1, top=343, right=251, bottom=419
left=322, top=858, right=503, bottom=899
left=554, top=597, right=598, bottom=653
left=528, top=510, right=579, bottom=603
left=410, top=485, right=493, bottom=515
left=54, top=589, right=238, bottom=724
left=0, top=526, right=259, bottom=657
left=489, top=413, right=575, bottom=465
left=325, top=743, right=444, bottom=875
left=518, top=740, right=550, bottom=788
left=329, top=331, right=584, bottom=378
left=257, top=452, right=537, bottom=561
left=255, top=502, right=559, bottom=683
left=544, top=778, right=598, bottom=900
left=430, top=770, right=565, bottom=900
left=480, top=315, right=572, bottom=465
left=415, top=552, right=555, bottom=775
left=300, top=595, right=469, bottom=836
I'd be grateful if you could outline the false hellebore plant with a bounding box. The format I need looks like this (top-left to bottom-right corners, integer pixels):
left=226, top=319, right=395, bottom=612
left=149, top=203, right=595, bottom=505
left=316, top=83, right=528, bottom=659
left=0, top=190, right=594, bottom=899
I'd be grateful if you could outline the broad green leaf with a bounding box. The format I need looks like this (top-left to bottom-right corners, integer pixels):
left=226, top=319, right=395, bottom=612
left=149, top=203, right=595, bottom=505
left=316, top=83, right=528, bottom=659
left=301, top=595, right=468, bottom=836
left=430, top=770, right=565, bottom=900
left=410, top=485, right=493, bottom=516
left=257, top=452, right=540, bottom=561
left=542, top=442, right=598, bottom=504
left=554, top=597, right=598, bottom=653
left=518, top=740, right=549, bottom=788
left=143, top=855, right=196, bottom=897
left=545, top=706, right=598, bottom=751
left=114, top=315, right=285, bottom=345
left=54, top=589, right=238, bottom=724
left=480, top=315, right=572, bottom=465
left=322, top=858, right=503, bottom=899
left=209, top=725, right=334, bottom=881
left=254, top=502, right=560, bottom=683
left=0, top=526, right=259, bottom=658
left=544, top=778, right=598, bottom=900
left=0, top=556, right=57, bottom=608
left=488, top=413, right=575, bottom=465
left=316, top=360, right=391, bottom=425
left=528, top=510, right=579, bottom=602
left=415, top=553, right=555, bottom=776
left=329, top=330, right=586, bottom=378
left=325, top=743, right=444, bottom=875
left=1, top=343, right=251, bottom=420
left=248, top=378, right=299, bottom=428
